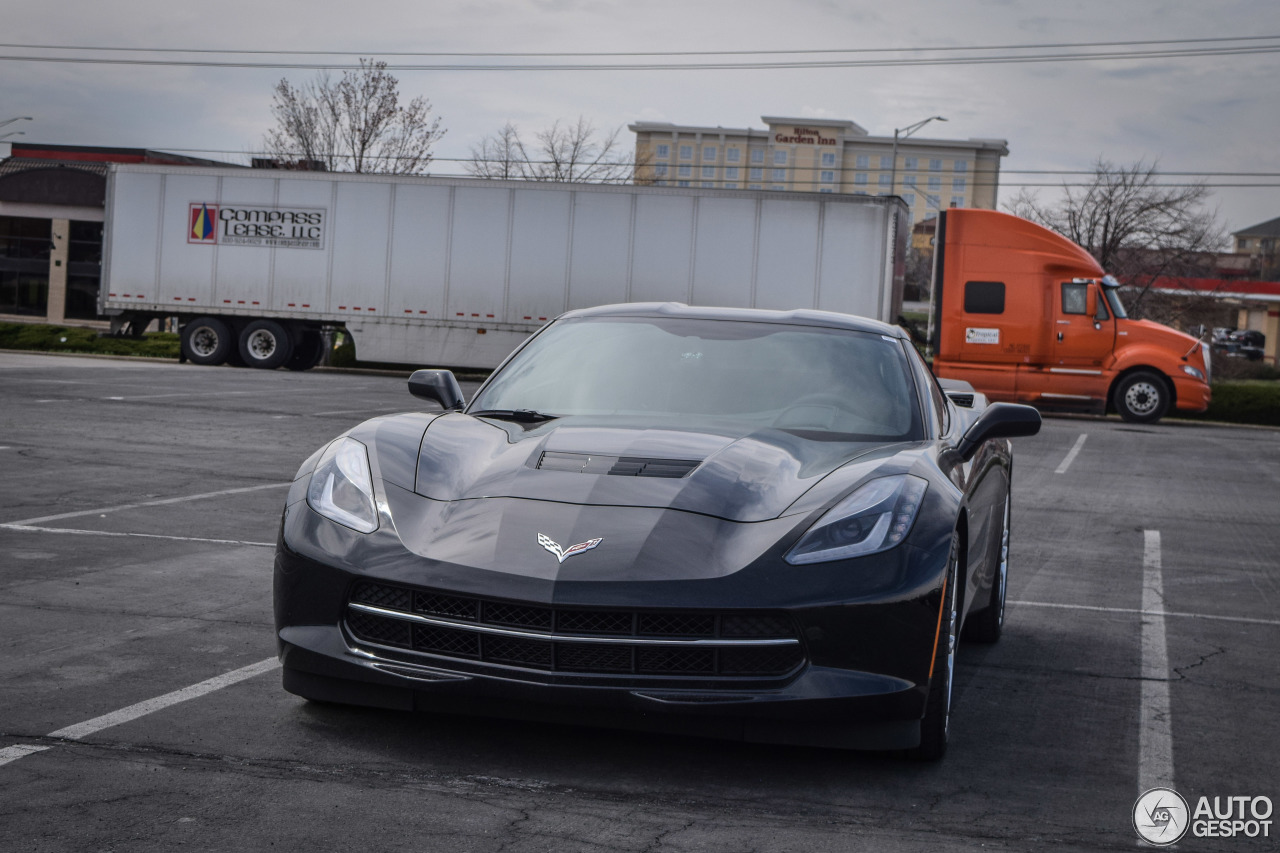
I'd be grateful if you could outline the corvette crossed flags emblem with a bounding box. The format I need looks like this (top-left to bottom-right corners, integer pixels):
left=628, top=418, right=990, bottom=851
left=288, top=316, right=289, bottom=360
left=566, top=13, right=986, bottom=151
left=538, top=533, right=603, bottom=563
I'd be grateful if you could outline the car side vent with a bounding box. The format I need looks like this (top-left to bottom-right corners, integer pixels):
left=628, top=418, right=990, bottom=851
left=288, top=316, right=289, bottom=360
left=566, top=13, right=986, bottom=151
left=946, top=392, right=975, bottom=408
left=537, top=451, right=700, bottom=478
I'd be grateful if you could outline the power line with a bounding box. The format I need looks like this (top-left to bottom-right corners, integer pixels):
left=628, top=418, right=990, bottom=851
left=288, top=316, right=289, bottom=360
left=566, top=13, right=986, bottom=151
left=1, top=43, right=1277, bottom=71
left=1, top=34, right=1276, bottom=58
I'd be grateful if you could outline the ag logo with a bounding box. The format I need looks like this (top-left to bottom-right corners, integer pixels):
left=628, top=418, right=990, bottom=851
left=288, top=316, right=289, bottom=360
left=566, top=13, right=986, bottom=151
left=537, top=533, right=602, bottom=564
left=1133, top=787, right=1190, bottom=845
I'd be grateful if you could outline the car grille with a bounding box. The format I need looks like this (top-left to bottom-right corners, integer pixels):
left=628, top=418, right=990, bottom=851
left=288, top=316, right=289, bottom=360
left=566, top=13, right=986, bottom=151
left=345, top=581, right=804, bottom=680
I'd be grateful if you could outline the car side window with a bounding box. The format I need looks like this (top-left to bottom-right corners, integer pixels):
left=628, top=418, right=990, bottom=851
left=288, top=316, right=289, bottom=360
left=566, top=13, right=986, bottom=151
left=1062, top=282, right=1088, bottom=315
left=902, top=341, right=948, bottom=436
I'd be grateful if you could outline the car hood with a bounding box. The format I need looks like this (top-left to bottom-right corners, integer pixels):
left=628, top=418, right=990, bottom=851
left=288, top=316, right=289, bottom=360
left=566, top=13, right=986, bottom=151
left=1119, top=318, right=1199, bottom=353
left=409, top=413, right=906, bottom=523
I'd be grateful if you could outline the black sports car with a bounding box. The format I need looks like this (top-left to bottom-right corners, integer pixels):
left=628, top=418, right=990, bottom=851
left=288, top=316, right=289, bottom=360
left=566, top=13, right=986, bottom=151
left=274, top=303, right=1040, bottom=759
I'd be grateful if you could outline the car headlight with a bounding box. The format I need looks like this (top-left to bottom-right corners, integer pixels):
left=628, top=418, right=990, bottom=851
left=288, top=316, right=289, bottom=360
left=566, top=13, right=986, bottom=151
left=306, top=437, right=378, bottom=533
left=1181, top=364, right=1205, bottom=382
left=785, top=474, right=928, bottom=565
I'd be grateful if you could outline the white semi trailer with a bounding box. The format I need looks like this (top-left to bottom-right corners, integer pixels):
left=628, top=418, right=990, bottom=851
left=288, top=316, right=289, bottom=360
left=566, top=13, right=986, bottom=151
left=101, top=164, right=909, bottom=370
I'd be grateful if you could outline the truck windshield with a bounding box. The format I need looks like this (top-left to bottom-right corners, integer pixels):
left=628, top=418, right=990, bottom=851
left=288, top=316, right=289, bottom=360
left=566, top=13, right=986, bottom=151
left=471, top=316, right=924, bottom=441
left=1103, top=286, right=1129, bottom=319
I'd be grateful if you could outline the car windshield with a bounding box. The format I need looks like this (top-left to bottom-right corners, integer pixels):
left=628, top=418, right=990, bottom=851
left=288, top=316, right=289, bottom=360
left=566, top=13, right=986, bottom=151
left=470, top=316, right=923, bottom=441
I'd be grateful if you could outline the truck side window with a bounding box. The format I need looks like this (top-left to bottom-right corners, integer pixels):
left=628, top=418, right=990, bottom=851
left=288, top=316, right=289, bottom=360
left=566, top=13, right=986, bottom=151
left=1095, top=291, right=1110, bottom=321
left=1061, top=282, right=1088, bottom=314
left=963, top=281, right=1005, bottom=314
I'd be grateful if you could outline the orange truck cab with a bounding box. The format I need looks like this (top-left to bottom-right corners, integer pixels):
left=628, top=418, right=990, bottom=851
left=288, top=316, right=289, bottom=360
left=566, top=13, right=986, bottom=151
left=929, top=209, right=1212, bottom=423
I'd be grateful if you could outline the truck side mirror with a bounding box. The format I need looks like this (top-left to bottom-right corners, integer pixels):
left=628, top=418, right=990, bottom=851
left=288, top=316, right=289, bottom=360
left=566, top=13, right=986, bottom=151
left=408, top=369, right=465, bottom=411
left=955, top=403, right=1042, bottom=462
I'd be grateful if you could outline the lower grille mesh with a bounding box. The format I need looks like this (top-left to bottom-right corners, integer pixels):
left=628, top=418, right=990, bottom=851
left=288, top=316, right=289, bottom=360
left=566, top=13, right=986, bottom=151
left=345, top=581, right=804, bottom=680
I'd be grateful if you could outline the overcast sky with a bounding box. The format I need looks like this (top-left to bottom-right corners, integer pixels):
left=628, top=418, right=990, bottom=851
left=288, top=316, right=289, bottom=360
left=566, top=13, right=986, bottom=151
left=5, top=0, right=1279, bottom=236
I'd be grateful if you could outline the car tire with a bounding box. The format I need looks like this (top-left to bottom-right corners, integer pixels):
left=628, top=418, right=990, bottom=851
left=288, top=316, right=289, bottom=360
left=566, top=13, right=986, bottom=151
left=1114, top=371, right=1169, bottom=423
left=965, top=494, right=1008, bottom=644
left=181, top=317, right=234, bottom=366
left=238, top=319, right=294, bottom=370
left=284, top=329, right=324, bottom=372
left=910, top=531, right=960, bottom=762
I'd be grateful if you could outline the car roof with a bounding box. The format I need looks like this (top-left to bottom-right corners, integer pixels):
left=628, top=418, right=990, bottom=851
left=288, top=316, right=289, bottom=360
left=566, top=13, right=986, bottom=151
left=557, top=302, right=908, bottom=339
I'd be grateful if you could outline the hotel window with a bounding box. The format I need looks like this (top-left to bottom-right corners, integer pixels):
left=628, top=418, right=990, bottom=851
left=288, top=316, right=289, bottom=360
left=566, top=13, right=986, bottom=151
left=854, top=191, right=868, bottom=196
left=820, top=170, right=835, bottom=183
left=774, top=150, right=787, bottom=165
left=703, top=146, right=717, bottom=161
left=903, top=193, right=915, bottom=207
left=954, top=159, right=968, bottom=172
left=654, top=164, right=668, bottom=177
left=751, top=149, right=765, bottom=163
left=725, top=183, right=738, bottom=189
left=951, top=195, right=965, bottom=207
left=727, top=148, right=741, bottom=162
left=928, top=176, right=941, bottom=191
left=702, top=182, right=715, bottom=188
left=878, top=174, right=891, bottom=187
left=677, top=180, right=690, bottom=187
left=819, top=188, right=834, bottom=193
left=749, top=184, right=762, bottom=190
left=929, top=159, right=942, bottom=171
left=678, top=165, right=691, bottom=178
left=854, top=173, right=868, bottom=185
left=927, top=194, right=940, bottom=209
left=855, top=154, right=869, bottom=169
left=952, top=178, right=966, bottom=191
left=823, top=152, right=838, bottom=167
left=904, top=157, right=918, bottom=170
left=679, top=145, right=693, bottom=160
left=904, top=175, right=917, bottom=187
left=880, top=155, right=893, bottom=169
left=749, top=167, right=763, bottom=181
left=771, top=184, right=786, bottom=191
left=772, top=168, right=787, bottom=181
left=725, top=167, right=739, bottom=180
left=655, top=144, right=670, bottom=159
left=702, top=165, right=716, bottom=179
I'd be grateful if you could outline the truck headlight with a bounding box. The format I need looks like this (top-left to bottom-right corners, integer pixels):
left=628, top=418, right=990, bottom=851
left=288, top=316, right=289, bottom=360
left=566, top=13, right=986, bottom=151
left=785, top=475, right=928, bottom=565
left=1182, top=364, right=1205, bottom=382
left=306, top=437, right=378, bottom=533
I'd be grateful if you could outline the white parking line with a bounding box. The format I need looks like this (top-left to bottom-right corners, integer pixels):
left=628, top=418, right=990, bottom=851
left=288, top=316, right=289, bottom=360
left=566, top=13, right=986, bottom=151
left=0, top=524, right=275, bottom=548
left=1010, top=600, right=1280, bottom=628
left=1054, top=433, right=1088, bottom=474
left=1, top=657, right=280, bottom=769
left=1139, top=530, right=1174, bottom=794
left=6, top=482, right=288, bottom=527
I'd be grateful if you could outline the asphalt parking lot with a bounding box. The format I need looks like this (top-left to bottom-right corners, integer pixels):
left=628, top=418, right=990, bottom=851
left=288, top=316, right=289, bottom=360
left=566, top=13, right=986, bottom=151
left=1, top=350, right=1277, bottom=852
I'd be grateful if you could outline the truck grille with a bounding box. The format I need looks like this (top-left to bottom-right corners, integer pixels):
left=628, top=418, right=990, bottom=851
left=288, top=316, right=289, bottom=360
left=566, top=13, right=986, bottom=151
left=345, top=581, right=804, bottom=680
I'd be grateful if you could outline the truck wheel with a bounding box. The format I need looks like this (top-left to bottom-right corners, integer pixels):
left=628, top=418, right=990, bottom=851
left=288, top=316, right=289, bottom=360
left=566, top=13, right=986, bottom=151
left=1114, top=371, right=1169, bottom=423
left=285, top=330, right=324, bottom=372
left=182, top=317, right=233, bottom=366
left=238, top=320, right=294, bottom=370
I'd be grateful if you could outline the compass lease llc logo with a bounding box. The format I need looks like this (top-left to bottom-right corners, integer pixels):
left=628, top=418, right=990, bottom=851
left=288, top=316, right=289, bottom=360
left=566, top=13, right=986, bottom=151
left=1133, top=788, right=1273, bottom=843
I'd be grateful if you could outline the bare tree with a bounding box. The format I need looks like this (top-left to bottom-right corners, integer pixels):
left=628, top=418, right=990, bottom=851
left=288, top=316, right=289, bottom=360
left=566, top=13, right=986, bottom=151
left=264, top=59, right=445, bottom=174
left=1007, top=159, right=1226, bottom=318
left=466, top=117, right=644, bottom=183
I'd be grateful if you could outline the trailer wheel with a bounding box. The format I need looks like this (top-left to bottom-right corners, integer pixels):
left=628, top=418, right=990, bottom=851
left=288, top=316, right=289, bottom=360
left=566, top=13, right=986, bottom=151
left=284, top=330, right=324, bottom=371
left=1114, top=371, right=1170, bottom=423
left=181, top=317, right=234, bottom=366
left=238, top=320, right=294, bottom=370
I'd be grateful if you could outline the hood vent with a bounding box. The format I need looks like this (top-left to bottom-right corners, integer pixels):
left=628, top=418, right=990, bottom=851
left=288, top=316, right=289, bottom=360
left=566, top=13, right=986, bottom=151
left=537, top=451, right=700, bottom=479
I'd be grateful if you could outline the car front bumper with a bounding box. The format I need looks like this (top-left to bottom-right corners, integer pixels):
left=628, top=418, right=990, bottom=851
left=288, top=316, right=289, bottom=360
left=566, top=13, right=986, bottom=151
left=273, top=485, right=955, bottom=751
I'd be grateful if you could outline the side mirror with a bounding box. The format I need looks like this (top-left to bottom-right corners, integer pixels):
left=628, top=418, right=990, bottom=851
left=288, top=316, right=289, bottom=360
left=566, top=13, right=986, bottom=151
left=408, top=369, right=465, bottom=411
left=955, top=403, right=1041, bottom=462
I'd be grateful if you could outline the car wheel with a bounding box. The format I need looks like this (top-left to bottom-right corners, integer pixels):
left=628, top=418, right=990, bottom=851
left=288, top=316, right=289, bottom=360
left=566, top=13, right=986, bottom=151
left=238, top=320, right=294, bottom=370
left=965, top=494, right=1008, bottom=644
left=910, top=531, right=960, bottom=761
left=181, top=317, right=233, bottom=366
left=284, top=329, right=324, bottom=371
left=1114, top=371, right=1169, bottom=423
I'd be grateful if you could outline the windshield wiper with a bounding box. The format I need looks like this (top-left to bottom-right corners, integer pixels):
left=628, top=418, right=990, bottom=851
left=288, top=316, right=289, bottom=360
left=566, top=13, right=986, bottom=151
left=467, top=408, right=560, bottom=423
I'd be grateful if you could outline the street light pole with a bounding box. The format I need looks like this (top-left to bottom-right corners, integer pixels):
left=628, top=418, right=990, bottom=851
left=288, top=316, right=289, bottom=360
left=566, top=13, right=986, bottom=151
left=890, top=115, right=946, bottom=210
left=0, top=116, right=34, bottom=130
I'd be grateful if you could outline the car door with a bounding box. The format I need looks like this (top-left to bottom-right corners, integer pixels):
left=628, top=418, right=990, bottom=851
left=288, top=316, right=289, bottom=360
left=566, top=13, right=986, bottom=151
left=1049, top=280, right=1115, bottom=399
